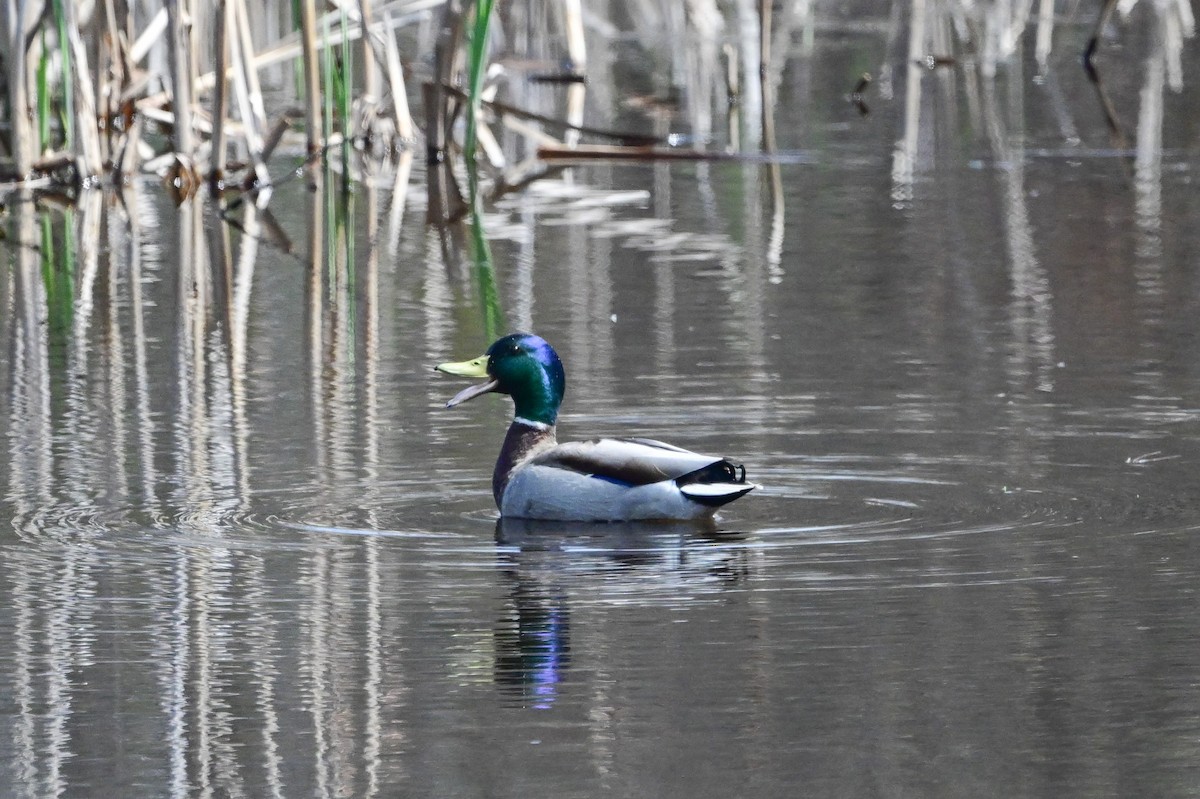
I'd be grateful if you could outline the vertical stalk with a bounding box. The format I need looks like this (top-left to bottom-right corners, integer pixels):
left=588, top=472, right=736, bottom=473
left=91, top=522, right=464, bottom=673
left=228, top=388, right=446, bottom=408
left=336, top=2, right=352, bottom=163
left=166, top=0, right=195, bottom=156
left=463, top=0, right=495, bottom=176
left=8, top=0, right=35, bottom=176
left=383, top=12, right=414, bottom=141
left=210, top=0, right=231, bottom=189
left=298, top=0, right=322, bottom=156
left=426, top=0, right=466, bottom=163
left=36, top=30, right=50, bottom=152
left=231, top=0, right=270, bottom=186
left=758, top=0, right=774, bottom=153
left=61, top=0, right=103, bottom=177
left=358, top=0, right=379, bottom=142
left=51, top=0, right=75, bottom=152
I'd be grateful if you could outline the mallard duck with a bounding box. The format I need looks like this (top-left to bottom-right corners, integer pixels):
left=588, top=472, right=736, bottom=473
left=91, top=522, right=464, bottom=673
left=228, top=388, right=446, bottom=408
left=435, top=333, right=758, bottom=521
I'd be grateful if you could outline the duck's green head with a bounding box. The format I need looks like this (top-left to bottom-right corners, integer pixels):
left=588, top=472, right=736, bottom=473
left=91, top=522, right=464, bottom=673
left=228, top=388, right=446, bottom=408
left=436, top=333, right=566, bottom=426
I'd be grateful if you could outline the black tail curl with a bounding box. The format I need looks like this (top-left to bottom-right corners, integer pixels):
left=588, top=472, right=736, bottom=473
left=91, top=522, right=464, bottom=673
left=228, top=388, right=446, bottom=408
left=677, top=459, right=748, bottom=486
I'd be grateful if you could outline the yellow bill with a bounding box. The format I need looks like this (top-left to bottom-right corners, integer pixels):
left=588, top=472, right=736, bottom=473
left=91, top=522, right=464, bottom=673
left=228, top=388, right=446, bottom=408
left=435, top=355, right=498, bottom=407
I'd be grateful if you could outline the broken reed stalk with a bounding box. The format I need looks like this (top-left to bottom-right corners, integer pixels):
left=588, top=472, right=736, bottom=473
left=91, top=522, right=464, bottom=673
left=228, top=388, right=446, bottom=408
left=383, top=11, right=415, bottom=140
left=360, top=8, right=415, bottom=142
left=231, top=0, right=271, bottom=186
left=61, top=0, right=104, bottom=177
left=440, top=83, right=662, bottom=146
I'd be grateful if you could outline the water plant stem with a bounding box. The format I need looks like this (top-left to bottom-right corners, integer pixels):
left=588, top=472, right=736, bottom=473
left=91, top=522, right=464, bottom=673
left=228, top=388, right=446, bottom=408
left=298, top=0, right=323, bottom=156
left=463, top=0, right=496, bottom=181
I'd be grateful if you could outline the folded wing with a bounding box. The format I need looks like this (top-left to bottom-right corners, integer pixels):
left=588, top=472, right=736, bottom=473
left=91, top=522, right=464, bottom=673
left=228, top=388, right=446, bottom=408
left=534, top=437, right=751, bottom=492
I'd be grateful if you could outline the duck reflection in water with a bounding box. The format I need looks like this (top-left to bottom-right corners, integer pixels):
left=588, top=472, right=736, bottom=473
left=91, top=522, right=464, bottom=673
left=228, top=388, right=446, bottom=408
left=491, top=518, right=752, bottom=709
left=493, top=566, right=570, bottom=710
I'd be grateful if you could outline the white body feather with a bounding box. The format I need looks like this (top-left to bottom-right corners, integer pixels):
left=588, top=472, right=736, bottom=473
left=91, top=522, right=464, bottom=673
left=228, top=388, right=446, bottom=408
left=500, top=464, right=719, bottom=521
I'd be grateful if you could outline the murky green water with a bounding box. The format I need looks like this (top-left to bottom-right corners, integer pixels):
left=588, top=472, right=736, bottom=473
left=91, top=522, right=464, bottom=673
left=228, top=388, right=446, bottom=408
left=3, top=6, right=1200, bottom=798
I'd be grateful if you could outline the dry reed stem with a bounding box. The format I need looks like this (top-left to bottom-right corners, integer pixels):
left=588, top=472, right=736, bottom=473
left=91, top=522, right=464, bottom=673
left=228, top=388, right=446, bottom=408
left=561, top=0, right=586, bottom=72
left=383, top=11, right=414, bottom=140
left=165, top=0, right=195, bottom=157
left=211, top=0, right=232, bottom=185
left=114, top=115, right=145, bottom=185
left=358, top=0, right=381, bottom=134
left=427, top=0, right=467, bottom=161
left=129, top=9, right=168, bottom=65
left=231, top=0, right=271, bottom=186
left=64, top=17, right=105, bottom=178
left=298, top=0, right=322, bottom=155
left=359, top=10, right=415, bottom=142
left=759, top=0, right=775, bottom=153
left=538, top=143, right=761, bottom=161
left=425, top=0, right=468, bottom=223
left=260, top=113, right=298, bottom=163
left=7, top=0, right=35, bottom=176
left=474, top=119, right=505, bottom=171
left=440, top=83, right=663, bottom=145
left=499, top=114, right=564, bottom=148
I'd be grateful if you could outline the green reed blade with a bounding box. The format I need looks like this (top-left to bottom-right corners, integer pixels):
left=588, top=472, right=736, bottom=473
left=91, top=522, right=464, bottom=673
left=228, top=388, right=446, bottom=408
left=40, top=212, right=76, bottom=346
left=37, top=31, right=50, bottom=152
left=338, top=4, right=351, bottom=132
left=291, top=0, right=304, bottom=97
left=468, top=194, right=501, bottom=341
left=464, top=0, right=496, bottom=182
left=51, top=0, right=74, bottom=151
left=322, top=16, right=333, bottom=145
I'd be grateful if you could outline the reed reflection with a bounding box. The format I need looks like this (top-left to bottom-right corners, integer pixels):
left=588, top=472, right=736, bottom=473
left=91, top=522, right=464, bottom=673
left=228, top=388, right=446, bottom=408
left=0, top=171, right=413, bottom=796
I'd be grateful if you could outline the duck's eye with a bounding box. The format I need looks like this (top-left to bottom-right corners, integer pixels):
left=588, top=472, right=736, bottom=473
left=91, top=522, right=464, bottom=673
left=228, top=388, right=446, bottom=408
left=509, top=343, right=522, bottom=355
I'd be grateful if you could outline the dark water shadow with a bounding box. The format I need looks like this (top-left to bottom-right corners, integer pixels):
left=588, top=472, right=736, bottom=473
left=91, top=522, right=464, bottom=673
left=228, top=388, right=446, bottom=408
left=491, top=518, right=751, bottom=709
left=494, top=516, right=747, bottom=551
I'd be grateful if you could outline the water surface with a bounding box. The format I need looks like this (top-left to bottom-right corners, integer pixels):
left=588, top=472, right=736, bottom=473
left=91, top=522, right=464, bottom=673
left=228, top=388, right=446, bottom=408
left=3, top=7, right=1200, bottom=798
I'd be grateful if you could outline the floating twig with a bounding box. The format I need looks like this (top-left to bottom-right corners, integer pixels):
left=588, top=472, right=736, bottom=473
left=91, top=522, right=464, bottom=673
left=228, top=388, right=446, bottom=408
left=1082, top=0, right=1120, bottom=82
left=441, top=84, right=663, bottom=146
left=536, top=143, right=811, bottom=162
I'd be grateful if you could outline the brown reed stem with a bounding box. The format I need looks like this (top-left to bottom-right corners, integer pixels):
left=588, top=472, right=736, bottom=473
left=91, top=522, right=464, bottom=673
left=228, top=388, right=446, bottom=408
left=210, top=0, right=232, bottom=187
left=359, top=0, right=380, bottom=132
left=63, top=3, right=105, bottom=178
left=166, top=0, right=196, bottom=157
left=298, top=0, right=322, bottom=156
left=426, top=0, right=466, bottom=163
